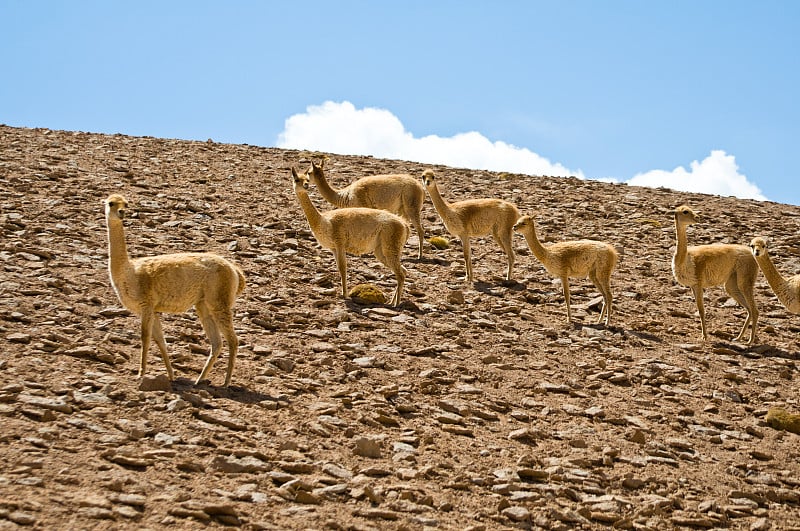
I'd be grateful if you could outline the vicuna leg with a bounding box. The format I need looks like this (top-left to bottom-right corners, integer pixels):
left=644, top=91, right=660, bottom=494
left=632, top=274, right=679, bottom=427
left=151, top=316, right=175, bottom=380
left=741, top=282, right=758, bottom=345
left=374, top=244, right=406, bottom=307
left=334, top=247, right=348, bottom=298
left=217, top=310, right=238, bottom=386
left=691, top=286, right=707, bottom=341
left=561, top=277, right=572, bottom=324
left=139, top=308, right=154, bottom=378
left=401, top=198, right=424, bottom=260
left=602, top=281, right=613, bottom=326
left=494, top=229, right=515, bottom=280
left=725, top=273, right=758, bottom=344
left=590, top=271, right=613, bottom=326
left=195, top=304, right=223, bottom=385
left=461, top=237, right=473, bottom=282
left=412, top=217, right=424, bottom=260
left=393, top=265, right=408, bottom=306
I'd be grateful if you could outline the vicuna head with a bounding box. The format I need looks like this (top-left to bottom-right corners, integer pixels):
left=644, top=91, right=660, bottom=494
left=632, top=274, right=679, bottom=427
left=673, top=205, right=700, bottom=226
left=421, top=169, right=436, bottom=187
left=291, top=166, right=310, bottom=191
left=105, top=194, right=128, bottom=221
left=750, top=237, right=768, bottom=258
left=308, top=159, right=325, bottom=183
left=512, top=215, right=534, bottom=234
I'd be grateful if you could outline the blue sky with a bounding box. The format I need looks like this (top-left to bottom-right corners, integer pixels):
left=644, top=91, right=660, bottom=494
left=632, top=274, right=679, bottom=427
left=2, top=1, right=798, bottom=205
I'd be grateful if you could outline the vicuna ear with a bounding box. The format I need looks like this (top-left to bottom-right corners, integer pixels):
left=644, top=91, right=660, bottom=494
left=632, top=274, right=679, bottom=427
left=291, top=167, right=298, bottom=179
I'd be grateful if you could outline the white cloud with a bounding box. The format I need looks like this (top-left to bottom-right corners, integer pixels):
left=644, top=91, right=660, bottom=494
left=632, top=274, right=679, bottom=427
left=625, top=150, right=766, bottom=201
left=276, top=101, right=583, bottom=178
left=276, top=101, right=767, bottom=202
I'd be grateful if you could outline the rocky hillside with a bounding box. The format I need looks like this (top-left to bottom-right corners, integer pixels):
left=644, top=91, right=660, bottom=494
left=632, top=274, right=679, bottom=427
left=1, top=124, right=799, bottom=530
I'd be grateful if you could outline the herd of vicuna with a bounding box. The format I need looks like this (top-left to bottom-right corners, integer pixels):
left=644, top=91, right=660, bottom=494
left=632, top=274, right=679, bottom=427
left=104, top=160, right=800, bottom=386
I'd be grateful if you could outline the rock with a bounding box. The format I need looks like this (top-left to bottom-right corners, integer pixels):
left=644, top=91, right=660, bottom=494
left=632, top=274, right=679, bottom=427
left=17, top=394, right=72, bottom=413
left=322, top=463, right=353, bottom=480
left=138, top=375, right=172, bottom=392
left=353, top=437, right=382, bottom=458
left=207, top=454, right=269, bottom=473
left=353, top=508, right=400, bottom=520
left=538, top=382, right=570, bottom=394
left=502, top=505, right=530, bottom=522
left=112, top=493, right=147, bottom=507
left=102, top=450, right=154, bottom=468
left=446, top=290, right=465, bottom=305
left=750, top=517, right=771, bottom=531
left=7, top=332, right=31, bottom=344
left=194, top=410, right=247, bottom=431
left=436, top=412, right=465, bottom=425
left=7, top=511, right=37, bottom=525
left=270, top=357, right=295, bottom=372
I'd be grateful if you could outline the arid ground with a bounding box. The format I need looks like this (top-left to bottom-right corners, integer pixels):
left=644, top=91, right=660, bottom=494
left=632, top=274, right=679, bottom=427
left=1, top=125, right=799, bottom=530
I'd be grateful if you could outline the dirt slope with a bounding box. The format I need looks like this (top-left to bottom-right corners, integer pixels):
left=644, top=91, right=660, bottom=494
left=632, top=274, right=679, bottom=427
left=1, top=124, right=799, bottom=530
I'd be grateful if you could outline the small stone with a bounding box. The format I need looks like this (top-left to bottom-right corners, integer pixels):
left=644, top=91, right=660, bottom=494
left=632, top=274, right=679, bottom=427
left=446, top=290, right=465, bottom=305
left=114, top=505, right=141, bottom=519
left=502, top=505, right=530, bottom=522
left=166, top=398, right=191, bottom=412
left=322, top=463, right=353, bottom=480
left=208, top=455, right=269, bottom=474
left=7, top=332, right=32, bottom=344
left=138, top=374, right=172, bottom=392
left=194, top=410, right=247, bottom=431
left=294, top=490, right=322, bottom=505
left=538, top=382, right=570, bottom=394
left=627, top=429, right=647, bottom=445
left=585, top=406, right=605, bottom=418
left=750, top=517, right=771, bottom=531
left=113, top=493, right=147, bottom=507
left=270, top=357, right=295, bottom=373
left=18, top=395, right=73, bottom=413
left=8, top=511, right=37, bottom=525
left=353, top=437, right=382, bottom=458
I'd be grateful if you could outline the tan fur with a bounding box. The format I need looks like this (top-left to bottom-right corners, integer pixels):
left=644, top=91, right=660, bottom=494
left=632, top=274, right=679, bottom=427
left=513, top=215, right=618, bottom=325
left=104, top=194, right=245, bottom=386
left=292, top=168, right=410, bottom=306
left=422, top=169, right=519, bottom=282
left=310, top=159, right=426, bottom=259
left=750, top=237, right=800, bottom=314
left=671, top=205, right=758, bottom=343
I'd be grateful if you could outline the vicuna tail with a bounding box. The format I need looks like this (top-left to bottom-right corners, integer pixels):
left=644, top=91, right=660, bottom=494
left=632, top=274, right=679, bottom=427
left=235, top=266, right=246, bottom=296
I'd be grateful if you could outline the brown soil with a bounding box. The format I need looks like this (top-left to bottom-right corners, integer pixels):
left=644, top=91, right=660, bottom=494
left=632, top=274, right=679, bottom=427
left=1, top=124, right=799, bottom=530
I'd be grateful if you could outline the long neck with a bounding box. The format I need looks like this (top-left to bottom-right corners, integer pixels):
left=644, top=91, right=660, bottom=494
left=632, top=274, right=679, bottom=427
left=426, top=182, right=454, bottom=219
left=106, top=215, right=133, bottom=279
left=756, top=252, right=789, bottom=299
left=313, top=170, right=349, bottom=207
left=521, top=226, right=549, bottom=262
left=674, top=220, right=688, bottom=265
left=294, top=187, right=324, bottom=231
